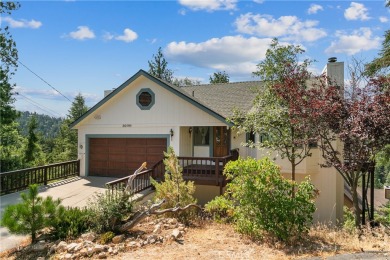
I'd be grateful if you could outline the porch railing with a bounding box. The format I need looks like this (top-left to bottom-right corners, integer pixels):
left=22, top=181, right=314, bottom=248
left=105, top=149, right=239, bottom=194
left=0, top=160, right=80, bottom=195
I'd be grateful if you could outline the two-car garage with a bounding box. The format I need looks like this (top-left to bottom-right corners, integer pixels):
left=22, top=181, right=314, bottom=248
left=88, top=137, right=167, bottom=177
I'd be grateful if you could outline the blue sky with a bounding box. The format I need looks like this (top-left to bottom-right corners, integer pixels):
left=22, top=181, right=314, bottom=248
left=2, top=0, right=389, bottom=117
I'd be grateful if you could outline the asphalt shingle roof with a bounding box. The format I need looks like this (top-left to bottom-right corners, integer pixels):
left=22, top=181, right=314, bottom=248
left=181, top=81, right=263, bottom=118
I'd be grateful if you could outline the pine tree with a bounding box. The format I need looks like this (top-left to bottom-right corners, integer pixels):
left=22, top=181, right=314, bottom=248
left=148, top=47, right=174, bottom=83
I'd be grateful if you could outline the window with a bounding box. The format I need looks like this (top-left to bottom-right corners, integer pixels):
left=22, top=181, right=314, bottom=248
left=246, top=132, right=255, bottom=143
left=193, top=127, right=210, bottom=145
left=136, top=88, right=155, bottom=110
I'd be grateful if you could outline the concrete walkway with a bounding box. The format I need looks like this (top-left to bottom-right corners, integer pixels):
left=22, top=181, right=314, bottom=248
left=0, top=176, right=116, bottom=252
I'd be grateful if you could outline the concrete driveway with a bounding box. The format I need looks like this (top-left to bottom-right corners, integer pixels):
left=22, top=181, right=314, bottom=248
left=0, top=176, right=117, bottom=252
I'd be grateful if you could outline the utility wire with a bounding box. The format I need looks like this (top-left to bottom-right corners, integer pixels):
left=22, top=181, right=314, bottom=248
left=16, top=60, right=73, bottom=103
left=2, top=54, right=73, bottom=103
left=15, top=92, right=63, bottom=117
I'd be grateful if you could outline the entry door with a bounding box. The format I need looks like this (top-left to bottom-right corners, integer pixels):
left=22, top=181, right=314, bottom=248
left=213, top=126, right=229, bottom=157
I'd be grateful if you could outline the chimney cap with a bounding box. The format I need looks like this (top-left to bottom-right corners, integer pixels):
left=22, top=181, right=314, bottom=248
left=328, top=57, right=337, bottom=63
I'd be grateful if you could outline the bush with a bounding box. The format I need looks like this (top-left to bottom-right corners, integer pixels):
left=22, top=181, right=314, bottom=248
left=343, top=206, right=357, bottom=233
left=204, top=195, right=234, bottom=222
left=51, top=207, right=92, bottom=239
left=87, top=190, right=133, bottom=233
left=1, top=184, right=63, bottom=242
left=215, top=157, right=317, bottom=242
left=151, top=147, right=197, bottom=222
left=99, top=231, right=115, bottom=244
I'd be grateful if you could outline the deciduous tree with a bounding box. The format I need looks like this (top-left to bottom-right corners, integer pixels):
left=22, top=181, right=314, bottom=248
left=209, top=71, right=229, bottom=84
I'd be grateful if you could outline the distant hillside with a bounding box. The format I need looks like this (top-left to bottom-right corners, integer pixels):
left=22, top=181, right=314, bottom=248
left=17, top=111, right=64, bottom=138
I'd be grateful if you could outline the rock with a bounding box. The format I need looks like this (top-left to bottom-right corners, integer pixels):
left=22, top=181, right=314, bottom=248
left=168, top=218, right=178, bottom=225
left=56, top=241, right=68, bottom=252
left=147, top=235, right=158, bottom=244
left=93, top=244, right=105, bottom=254
left=79, top=248, right=88, bottom=257
left=49, top=244, right=56, bottom=255
left=153, top=224, right=162, bottom=234
left=66, top=242, right=79, bottom=253
left=171, top=229, right=182, bottom=240
left=112, top=234, right=125, bottom=244
left=64, top=253, right=72, bottom=259
left=112, top=249, right=118, bottom=255
left=98, top=252, right=107, bottom=259
left=128, top=241, right=137, bottom=247
left=37, top=257, right=45, bottom=260
left=178, top=226, right=185, bottom=231
left=32, top=241, right=47, bottom=252
left=81, top=232, right=97, bottom=242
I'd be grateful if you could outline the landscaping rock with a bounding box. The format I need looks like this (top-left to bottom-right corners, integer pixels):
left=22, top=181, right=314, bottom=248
left=56, top=241, right=68, bottom=252
left=93, top=244, right=104, bottom=254
left=66, top=242, right=79, bottom=252
left=81, top=232, right=97, bottom=242
left=64, top=253, right=72, bottom=259
left=98, top=252, right=107, bottom=259
left=153, top=224, right=162, bottom=234
left=32, top=241, right=47, bottom=252
left=112, top=234, right=125, bottom=244
left=171, top=229, right=182, bottom=240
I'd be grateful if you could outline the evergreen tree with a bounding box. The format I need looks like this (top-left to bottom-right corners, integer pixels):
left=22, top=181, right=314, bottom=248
left=0, top=2, right=26, bottom=172
left=209, top=71, right=229, bottom=84
left=148, top=47, right=174, bottom=83
left=51, top=94, right=88, bottom=162
left=24, top=114, right=45, bottom=167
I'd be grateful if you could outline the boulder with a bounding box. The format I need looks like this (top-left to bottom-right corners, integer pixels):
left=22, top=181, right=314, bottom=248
left=171, top=229, right=182, bottom=240
left=112, top=234, right=125, bottom=244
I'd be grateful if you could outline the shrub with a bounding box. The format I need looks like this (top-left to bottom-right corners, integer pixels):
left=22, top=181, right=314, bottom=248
left=51, top=207, right=92, bottom=239
left=343, top=206, right=357, bottom=233
left=1, top=184, right=63, bottom=242
left=219, top=157, right=317, bottom=242
left=151, top=147, right=197, bottom=222
left=204, top=195, right=234, bottom=222
left=87, top=189, right=133, bottom=233
left=99, top=231, right=115, bottom=244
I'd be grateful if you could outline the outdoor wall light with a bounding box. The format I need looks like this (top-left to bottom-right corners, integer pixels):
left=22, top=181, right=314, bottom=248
left=170, top=128, right=174, bottom=139
left=189, top=127, right=193, bottom=135
left=79, top=144, right=83, bottom=149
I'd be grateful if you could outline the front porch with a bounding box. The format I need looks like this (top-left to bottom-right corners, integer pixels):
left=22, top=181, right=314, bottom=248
left=106, top=149, right=239, bottom=196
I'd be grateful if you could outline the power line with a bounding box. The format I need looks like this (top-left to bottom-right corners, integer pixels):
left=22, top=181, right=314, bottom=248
left=15, top=92, right=63, bottom=117
left=2, top=54, right=73, bottom=103
left=16, top=60, right=73, bottom=103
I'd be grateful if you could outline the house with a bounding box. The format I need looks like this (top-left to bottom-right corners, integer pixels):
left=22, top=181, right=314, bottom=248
left=70, top=60, right=345, bottom=225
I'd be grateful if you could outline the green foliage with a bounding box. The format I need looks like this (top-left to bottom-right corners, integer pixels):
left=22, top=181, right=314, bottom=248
left=151, top=147, right=197, bottom=222
left=17, top=111, right=63, bottom=139
left=24, top=115, right=46, bottom=167
left=218, top=157, right=317, bottom=242
left=148, top=47, right=174, bottom=83
left=0, top=184, right=63, bottom=242
left=204, top=195, right=234, bottom=222
left=0, top=122, right=25, bottom=172
left=375, top=202, right=390, bottom=226
left=51, top=207, right=92, bottom=239
left=99, top=231, right=115, bottom=244
left=87, top=190, right=133, bottom=233
left=172, top=77, right=201, bottom=87
left=230, top=38, right=315, bottom=181
left=209, top=71, right=229, bottom=84
left=51, top=93, right=88, bottom=163
left=343, top=206, right=356, bottom=233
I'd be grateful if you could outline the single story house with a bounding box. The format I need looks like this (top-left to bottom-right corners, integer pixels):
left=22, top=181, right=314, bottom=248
left=71, top=61, right=345, bottom=225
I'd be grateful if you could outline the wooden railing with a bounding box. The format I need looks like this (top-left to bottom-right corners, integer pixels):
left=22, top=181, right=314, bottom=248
left=105, top=149, right=239, bottom=195
left=0, top=160, right=80, bottom=195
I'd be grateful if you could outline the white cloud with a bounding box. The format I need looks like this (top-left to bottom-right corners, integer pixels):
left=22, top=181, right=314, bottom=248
left=253, top=0, right=264, bottom=3
left=2, top=17, right=42, bottom=29
left=325, top=28, right=381, bottom=55
left=115, top=28, right=138, bottom=43
left=178, top=0, right=237, bottom=12
left=165, top=35, right=274, bottom=75
left=234, top=13, right=326, bottom=42
left=103, top=32, right=114, bottom=41
left=344, top=2, right=370, bottom=21
left=379, top=16, right=389, bottom=23
left=308, top=4, right=323, bottom=15
left=68, top=26, right=95, bottom=40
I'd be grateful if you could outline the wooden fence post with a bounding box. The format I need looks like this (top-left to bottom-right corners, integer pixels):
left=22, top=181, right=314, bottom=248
left=44, top=166, right=48, bottom=185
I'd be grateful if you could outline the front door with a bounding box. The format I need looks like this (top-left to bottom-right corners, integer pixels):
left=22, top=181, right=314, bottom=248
left=213, top=126, right=229, bottom=157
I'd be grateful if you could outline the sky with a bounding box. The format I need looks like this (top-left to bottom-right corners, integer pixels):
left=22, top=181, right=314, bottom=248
left=2, top=0, right=389, bottom=117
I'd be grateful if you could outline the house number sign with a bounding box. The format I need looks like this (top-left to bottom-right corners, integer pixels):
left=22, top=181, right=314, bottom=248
left=122, top=124, right=132, bottom=127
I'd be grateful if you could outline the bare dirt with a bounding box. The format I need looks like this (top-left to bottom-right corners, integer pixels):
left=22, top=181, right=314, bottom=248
left=2, top=218, right=390, bottom=260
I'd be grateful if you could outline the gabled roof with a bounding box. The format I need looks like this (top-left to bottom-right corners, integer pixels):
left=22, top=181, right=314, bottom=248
left=71, top=70, right=246, bottom=128
left=182, top=81, right=262, bottom=118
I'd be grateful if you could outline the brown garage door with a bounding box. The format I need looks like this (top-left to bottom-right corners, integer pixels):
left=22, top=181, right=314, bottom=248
left=88, top=138, right=167, bottom=177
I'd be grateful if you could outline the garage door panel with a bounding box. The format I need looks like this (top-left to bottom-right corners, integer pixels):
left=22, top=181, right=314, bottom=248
left=147, top=138, right=167, bottom=145
left=89, top=137, right=166, bottom=177
left=90, top=139, right=108, bottom=145
left=126, top=147, right=147, bottom=154
left=126, top=138, right=147, bottom=146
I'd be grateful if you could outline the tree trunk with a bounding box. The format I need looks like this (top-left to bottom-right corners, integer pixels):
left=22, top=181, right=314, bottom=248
left=351, top=183, right=361, bottom=227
